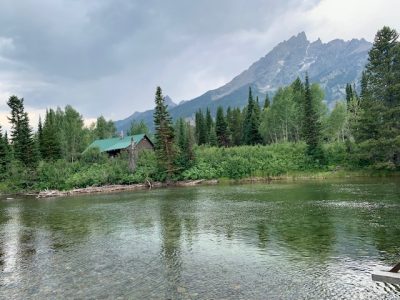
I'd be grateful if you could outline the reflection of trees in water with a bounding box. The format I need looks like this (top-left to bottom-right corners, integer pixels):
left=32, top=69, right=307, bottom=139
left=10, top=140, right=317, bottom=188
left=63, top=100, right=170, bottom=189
left=257, top=223, right=269, bottom=249
left=267, top=186, right=336, bottom=261
left=159, top=189, right=199, bottom=298
left=363, top=207, right=400, bottom=261
left=0, top=205, right=11, bottom=270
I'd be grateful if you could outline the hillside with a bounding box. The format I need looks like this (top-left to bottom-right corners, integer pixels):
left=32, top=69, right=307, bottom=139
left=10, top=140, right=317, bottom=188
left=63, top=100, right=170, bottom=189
left=115, top=32, right=371, bottom=132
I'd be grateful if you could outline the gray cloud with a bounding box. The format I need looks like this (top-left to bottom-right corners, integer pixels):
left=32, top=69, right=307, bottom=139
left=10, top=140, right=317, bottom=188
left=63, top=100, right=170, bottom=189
left=2, top=0, right=391, bottom=122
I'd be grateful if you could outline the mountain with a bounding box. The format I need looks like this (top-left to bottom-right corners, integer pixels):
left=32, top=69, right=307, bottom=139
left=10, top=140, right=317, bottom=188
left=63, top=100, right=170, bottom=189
left=115, top=32, right=371, bottom=132
left=114, top=96, right=177, bottom=132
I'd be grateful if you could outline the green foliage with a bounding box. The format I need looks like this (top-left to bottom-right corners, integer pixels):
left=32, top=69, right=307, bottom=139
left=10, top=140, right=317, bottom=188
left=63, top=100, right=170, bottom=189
left=302, top=74, right=324, bottom=161
left=0, top=126, right=8, bottom=178
left=243, top=87, right=262, bottom=145
left=227, top=107, right=243, bottom=146
left=63, top=105, right=88, bottom=162
left=259, top=86, right=300, bottom=143
left=81, top=147, right=108, bottom=164
left=195, top=110, right=207, bottom=145
left=7, top=95, right=38, bottom=167
left=215, top=106, right=229, bottom=147
left=183, top=143, right=310, bottom=180
left=175, top=118, right=195, bottom=170
left=41, top=109, right=63, bottom=160
left=325, top=101, right=347, bottom=142
left=94, top=116, right=116, bottom=139
left=353, top=26, right=400, bottom=169
left=153, top=86, right=177, bottom=179
left=128, top=120, right=150, bottom=136
left=264, top=94, right=270, bottom=109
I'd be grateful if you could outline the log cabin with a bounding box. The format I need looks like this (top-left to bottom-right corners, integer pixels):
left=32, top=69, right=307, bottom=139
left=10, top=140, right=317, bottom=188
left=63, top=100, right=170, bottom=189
left=84, top=134, right=154, bottom=157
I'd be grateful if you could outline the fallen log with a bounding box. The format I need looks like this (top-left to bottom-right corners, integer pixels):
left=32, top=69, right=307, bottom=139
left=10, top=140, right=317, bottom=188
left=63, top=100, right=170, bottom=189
left=35, top=180, right=218, bottom=199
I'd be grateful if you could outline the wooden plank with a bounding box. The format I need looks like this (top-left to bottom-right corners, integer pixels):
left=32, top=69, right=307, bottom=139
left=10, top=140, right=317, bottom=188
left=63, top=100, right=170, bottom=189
left=372, top=270, right=400, bottom=285
left=390, top=262, right=400, bottom=273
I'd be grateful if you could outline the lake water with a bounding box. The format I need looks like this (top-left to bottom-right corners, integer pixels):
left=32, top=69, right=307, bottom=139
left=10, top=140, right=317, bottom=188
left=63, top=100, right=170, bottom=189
left=0, top=178, right=399, bottom=299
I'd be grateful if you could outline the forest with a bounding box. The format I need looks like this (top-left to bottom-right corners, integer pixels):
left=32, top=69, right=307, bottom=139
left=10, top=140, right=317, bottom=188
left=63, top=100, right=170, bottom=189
left=0, top=26, right=399, bottom=193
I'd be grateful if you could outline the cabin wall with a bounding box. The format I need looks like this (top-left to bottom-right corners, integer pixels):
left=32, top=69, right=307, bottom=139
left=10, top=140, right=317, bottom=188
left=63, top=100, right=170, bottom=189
left=136, top=138, right=154, bottom=151
left=105, top=138, right=154, bottom=157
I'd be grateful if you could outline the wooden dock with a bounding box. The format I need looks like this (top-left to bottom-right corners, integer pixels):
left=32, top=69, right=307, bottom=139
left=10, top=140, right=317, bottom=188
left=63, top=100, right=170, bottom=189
left=372, top=263, right=400, bottom=285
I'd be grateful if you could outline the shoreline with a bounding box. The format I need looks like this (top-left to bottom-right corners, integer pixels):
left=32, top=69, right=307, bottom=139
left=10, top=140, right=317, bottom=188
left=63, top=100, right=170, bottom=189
left=0, top=170, right=398, bottom=199
left=35, top=179, right=220, bottom=198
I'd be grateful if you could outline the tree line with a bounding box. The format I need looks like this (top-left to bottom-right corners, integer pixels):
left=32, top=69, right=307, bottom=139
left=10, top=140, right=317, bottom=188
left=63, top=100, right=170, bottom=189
left=153, top=26, right=400, bottom=177
left=0, top=26, right=399, bottom=190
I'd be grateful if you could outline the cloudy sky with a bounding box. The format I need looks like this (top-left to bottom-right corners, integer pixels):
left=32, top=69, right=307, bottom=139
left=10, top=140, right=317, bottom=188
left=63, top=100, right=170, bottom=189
left=0, top=0, right=399, bottom=129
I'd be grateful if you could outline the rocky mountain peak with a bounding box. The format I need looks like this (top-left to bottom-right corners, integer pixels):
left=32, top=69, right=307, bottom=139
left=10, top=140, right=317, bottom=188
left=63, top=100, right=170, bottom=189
left=115, top=32, right=372, bottom=132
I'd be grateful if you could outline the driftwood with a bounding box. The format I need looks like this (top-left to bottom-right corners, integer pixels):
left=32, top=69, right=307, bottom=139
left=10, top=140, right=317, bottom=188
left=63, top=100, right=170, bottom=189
left=36, top=180, right=219, bottom=199
left=36, top=184, right=157, bottom=198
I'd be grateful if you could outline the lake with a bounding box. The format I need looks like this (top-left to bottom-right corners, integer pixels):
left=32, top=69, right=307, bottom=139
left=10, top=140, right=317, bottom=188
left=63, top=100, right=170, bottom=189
left=0, top=178, right=399, bottom=299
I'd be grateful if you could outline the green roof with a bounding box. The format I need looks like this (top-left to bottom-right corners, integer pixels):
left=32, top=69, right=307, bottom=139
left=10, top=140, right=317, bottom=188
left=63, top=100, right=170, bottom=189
left=85, top=134, right=148, bottom=153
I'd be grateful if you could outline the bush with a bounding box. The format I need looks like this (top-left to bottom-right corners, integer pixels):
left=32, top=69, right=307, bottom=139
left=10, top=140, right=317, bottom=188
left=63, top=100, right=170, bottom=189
left=183, top=143, right=313, bottom=180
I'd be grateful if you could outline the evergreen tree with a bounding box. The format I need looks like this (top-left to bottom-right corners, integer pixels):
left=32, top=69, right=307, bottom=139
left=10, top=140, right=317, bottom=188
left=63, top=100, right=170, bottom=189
left=302, top=74, right=323, bottom=160
left=230, top=108, right=243, bottom=146
left=37, top=116, right=44, bottom=158
left=176, top=118, right=186, bottom=152
left=354, top=26, right=400, bottom=167
left=153, top=86, right=176, bottom=179
left=225, top=107, right=233, bottom=146
left=263, top=94, right=270, bottom=110
left=0, top=125, right=8, bottom=177
left=195, top=110, right=207, bottom=145
left=208, top=124, right=218, bottom=146
left=205, top=108, right=213, bottom=142
left=7, top=95, right=38, bottom=166
left=243, top=87, right=263, bottom=145
left=365, top=26, right=399, bottom=106
left=176, top=118, right=195, bottom=169
left=215, top=106, right=229, bottom=147
left=255, top=96, right=261, bottom=121
left=345, top=83, right=354, bottom=106
left=42, top=109, right=62, bottom=160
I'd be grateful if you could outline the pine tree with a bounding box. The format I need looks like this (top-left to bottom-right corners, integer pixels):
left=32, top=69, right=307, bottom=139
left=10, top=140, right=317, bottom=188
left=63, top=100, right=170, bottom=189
left=195, top=110, right=207, bottom=145
left=264, top=94, right=270, bottom=109
left=41, top=109, right=62, bottom=160
left=215, top=106, right=229, bottom=147
left=153, top=86, right=176, bottom=179
left=176, top=119, right=195, bottom=169
left=354, top=26, right=400, bottom=167
left=209, top=124, right=218, bottom=147
left=365, top=26, right=399, bottom=106
left=345, top=83, right=353, bottom=106
left=255, top=96, right=261, bottom=121
left=37, top=116, right=44, bottom=158
left=302, top=74, right=323, bottom=160
left=205, top=108, right=213, bottom=142
left=230, top=108, right=243, bottom=146
left=243, top=87, right=263, bottom=145
left=7, top=95, right=38, bottom=166
left=0, top=125, right=8, bottom=177
left=225, top=107, right=233, bottom=146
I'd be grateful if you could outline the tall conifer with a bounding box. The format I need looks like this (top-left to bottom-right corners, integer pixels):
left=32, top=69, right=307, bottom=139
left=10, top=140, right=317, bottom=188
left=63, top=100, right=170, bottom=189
left=302, top=74, right=323, bottom=160
left=153, top=86, right=176, bottom=179
left=7, top=95, right=37, bottom=166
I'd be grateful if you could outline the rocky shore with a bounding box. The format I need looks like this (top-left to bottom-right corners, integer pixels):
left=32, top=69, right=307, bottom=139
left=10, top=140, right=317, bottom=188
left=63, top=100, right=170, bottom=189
left=35, top=179, right=219, bottom=198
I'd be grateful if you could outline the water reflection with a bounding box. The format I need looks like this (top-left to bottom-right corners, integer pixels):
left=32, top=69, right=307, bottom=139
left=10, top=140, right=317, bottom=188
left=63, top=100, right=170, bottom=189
left=0, top=178, right=399, bottom=299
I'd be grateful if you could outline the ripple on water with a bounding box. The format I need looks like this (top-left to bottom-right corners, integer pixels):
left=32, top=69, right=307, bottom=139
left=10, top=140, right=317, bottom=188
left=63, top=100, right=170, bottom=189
left=0, top=179, right=399, bottom=299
